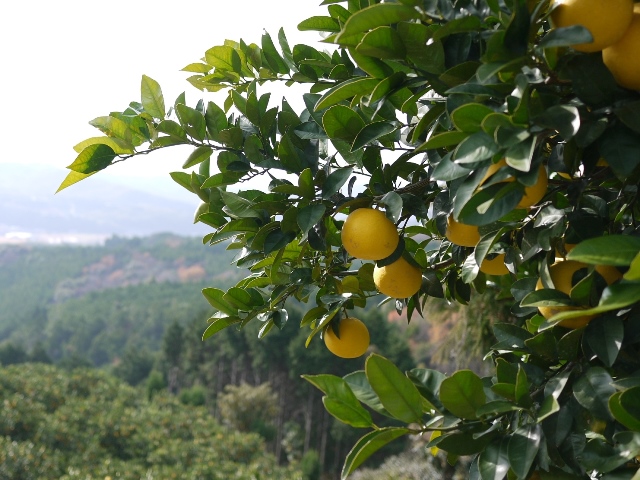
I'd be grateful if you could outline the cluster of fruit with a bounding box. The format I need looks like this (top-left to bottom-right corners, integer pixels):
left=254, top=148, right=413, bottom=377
left=323, top=208, right=424, bottom=359
left=551, top=0, right=640, bottom=89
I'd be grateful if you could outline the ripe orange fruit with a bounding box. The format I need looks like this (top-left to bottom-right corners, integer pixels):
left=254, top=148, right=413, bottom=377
left=373, top=256, right=423, bottom=298
left=341, top=208, right=399, bottom=261
left=603, top=6, right=640, bottom=90
left=480, top=253, right=510, bottom=276
left=550, top=0, right=634, bottom=52
left=480, top=159, right=548, bottom=209
left=445, top=215, right=481, bottom=247
left=536, top=260, right=622, bottom=328
left=324, top=317, right=370, bottom=358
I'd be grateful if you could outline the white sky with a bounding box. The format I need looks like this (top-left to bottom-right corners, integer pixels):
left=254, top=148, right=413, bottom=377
left=0, top=1, right=326, bottom=183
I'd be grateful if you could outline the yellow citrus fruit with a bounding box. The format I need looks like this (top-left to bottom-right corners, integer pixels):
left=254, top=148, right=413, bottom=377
left=341, top=208, right=399, bottom=261
left=445, top=215, right=481, bottom=247
left=480, top=253, right=510, bottom=276
left=480, top=159, right=548, bottom=209
left=536, top=260, right=622, bottom=328
left=373, top=256, right=423, bottom=298
left=550, top=0, right=634, bottom=52
left=324, top=317, right=370, bottom=358
left=603, top=7, right=640, bottom=90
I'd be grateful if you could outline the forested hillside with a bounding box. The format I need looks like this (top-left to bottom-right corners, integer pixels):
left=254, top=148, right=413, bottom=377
left=0, top=234, right=238, bottom=363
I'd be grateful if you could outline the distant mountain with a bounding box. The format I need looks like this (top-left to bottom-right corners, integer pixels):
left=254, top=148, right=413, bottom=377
left=0, top=163, right=208, bottom=238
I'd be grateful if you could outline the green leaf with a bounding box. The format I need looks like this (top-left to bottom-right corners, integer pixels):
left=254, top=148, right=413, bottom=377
left=297, top=204, right=326, bottom=233
left=508, top=424, right=541, bottom=479
left=539, top=25, right=593, bottom=48
left=450, top=103, right=495, bottom=133
left=533, top=105, right=580, bottom=140
left=439, top=370, right=486, bottom=420
left=322, top=397, right=374, bottom=428
left=341, top=428, right=410, bottom=479
left=323, top=106, right=365, bottom=142
left=504, top=136, right=536, bottom=172
left=407, top=368, right=445, bottom=411
left=303, top=374, right=374, bottom=427
left=492, top=323, right=533, bottom=350
left=609, top=390, right=640, bottom=431
left=202, top=316, right=241, bottom=340
left=56, top=170, right=96, bottom=193
left=205, top=45, right=242, bottom=74
left=585, top=316, right=624, bottom=367
left=322, top=168, right=353, bottom=199
left=356, top=26, right=406, bottom=59
left=478, top=439, right=510, bottom=480
left=67, top=144, right=116, bottom=174
left=140, top=75, right=165, bottom=119
left=183, top=146, right=213, bottom=169
left=72, top=136, right=134, bottom=155
left=573, top=367, right=615, bottom=420
left=315, top=77, right=379, bottom=111
left=548, top=282, right=640, bottom=322
left=220, top=191, right=260, bottom=219
left=435, top=430, right=496, bottom=456
left=454, top=131, right=499, bottom=164
left=365, top=354, right=423, bottom=424
left=598, top=126, right=640, bottom=178
left=202, top=288, right=238, bottom=316
left=351, top=121, right=397, bottom=152
left=344, top=371, right=392, bottom=418
left=416, top=131, right=470, bottom=151
left=567, top=235, right=640, bottom=266
left=297, top=16, right=341, bottom=32
left=337, top=4, right=420, bottom=39
left=625, top=252, right=640, bottom=281
left=262, top=31, right=289, bottom=75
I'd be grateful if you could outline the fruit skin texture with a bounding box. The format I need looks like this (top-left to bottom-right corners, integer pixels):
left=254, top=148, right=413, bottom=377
left=445, top=215, right=481, bottom=247
left=324, top=317, right=370, bottom=358
left=341, top=208, right=399, bottom=261
left=603, top=7, right=640, bottom=90
left=480, top=253, right=509, bottom=276
left=535, top=260, right=622, bottom=328
left=373, top=256, right=423, bottom=299
left=481, top=159, right=548, bottom=209
left=550, top=0, right=634, bottom=52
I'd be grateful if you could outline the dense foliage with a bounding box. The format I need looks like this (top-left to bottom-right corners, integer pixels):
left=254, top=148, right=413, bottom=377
left=62, top=0, right=640, bottom=478
left=0, top=363, right=302, bottom=480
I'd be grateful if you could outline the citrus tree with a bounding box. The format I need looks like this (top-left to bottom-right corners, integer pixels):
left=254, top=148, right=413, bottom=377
left=60, top=0, right=640, bottom=478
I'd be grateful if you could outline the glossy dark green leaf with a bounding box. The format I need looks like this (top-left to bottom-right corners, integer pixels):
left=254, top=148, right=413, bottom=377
left=297, top=204, right=326, bottom=233
left=450, top=103, right=495, bottom=133
left=202, top=288, right=238, bottom=316
left=341, top=427, right=410, bottom=479
left=315, top=77, right=379, bottom=111
left=609, top=390, right=640, bottom=431
left=337, top=4, right=420, bottom=39
left=202, top=316, right=241, bottom=340
left=344, top=370, right=392, bottom=417
left=539, top=25, right=593, bottom=48
left=508, top=424, right=541, bottom=479
left=567, top=235, right=640, bottom=266
left=598, top=126, right=640, bottom=178
left=351, top=121, right=397, bottom=151
left=323, top=396, right=374, bottom=428
left=573, top=367, right=615, bottom=420
left=356, top=26, right=406, bottom=59
left=322, top=168, right=353, bottom=199
left=533, top=105, right=580, bottom=140
left=323, top=106, right=365, bottom=142
left=585, top=316, right=624, bottom=367
left=365, top=354, right=423, bottom=424
left=416, top=131, right=470, bottom=151
left=478, top=438, right=510, bottom=480
left=439, top=370, right=486, bottom=420
left=435, top=430, right=496, bottom=456
left=454, top=132, right=499, bottom=164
